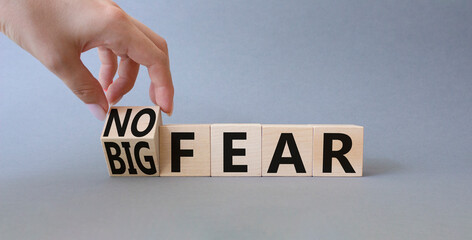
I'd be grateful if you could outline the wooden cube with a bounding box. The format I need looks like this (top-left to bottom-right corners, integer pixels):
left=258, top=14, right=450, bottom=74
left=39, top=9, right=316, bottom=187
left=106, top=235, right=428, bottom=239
left=261, top=125, right=313, bottom=176
left=101, top=106, right=162, bottom=176
left=313, top=125, right=363, bottom=176
left=159, top=124, right=211, bottom=176
left=211, top=124, right=261, bottom=176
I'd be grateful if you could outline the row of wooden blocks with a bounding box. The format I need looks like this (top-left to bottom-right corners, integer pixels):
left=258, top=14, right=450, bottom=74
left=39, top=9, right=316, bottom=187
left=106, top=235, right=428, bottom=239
left=101, top=106, right=363, bottom=177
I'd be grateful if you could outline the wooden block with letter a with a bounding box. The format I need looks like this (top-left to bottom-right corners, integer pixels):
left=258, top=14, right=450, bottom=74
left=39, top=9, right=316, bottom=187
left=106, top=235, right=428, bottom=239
left=101, top=106, right=162, bottom=176
left=211, top=124, right=261, bottom=176
left=313, top=125, right=363, bottom=176
left=159, top=124, right=211, bottom=176
left=262, top=125, right=313, bottom=176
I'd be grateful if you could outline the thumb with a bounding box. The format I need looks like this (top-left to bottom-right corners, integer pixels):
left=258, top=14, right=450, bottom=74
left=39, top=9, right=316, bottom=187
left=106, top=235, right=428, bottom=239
left=45, top=55, right=109, bottom=120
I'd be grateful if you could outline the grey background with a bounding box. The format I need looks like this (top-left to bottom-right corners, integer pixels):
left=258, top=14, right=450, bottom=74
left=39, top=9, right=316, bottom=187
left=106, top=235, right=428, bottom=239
left=1, top=0, right=471, bottom=239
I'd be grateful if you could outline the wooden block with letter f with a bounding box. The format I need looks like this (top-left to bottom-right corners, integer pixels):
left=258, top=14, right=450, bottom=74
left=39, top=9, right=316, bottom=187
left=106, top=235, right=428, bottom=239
left=159, top=124, right=211, bottom=176
left=313, top=125, right=363, bottom=176
left=101, top=106, right=162, bottom=176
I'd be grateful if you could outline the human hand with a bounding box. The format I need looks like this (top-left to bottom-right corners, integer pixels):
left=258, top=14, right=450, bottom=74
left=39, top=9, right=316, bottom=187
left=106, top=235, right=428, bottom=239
left=0, top=0, right=173, bottom=120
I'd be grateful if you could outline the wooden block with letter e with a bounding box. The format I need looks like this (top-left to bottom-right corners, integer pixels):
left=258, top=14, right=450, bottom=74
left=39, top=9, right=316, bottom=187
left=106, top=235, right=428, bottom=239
left=211, top=124, right=261, bottom=176
left=159, top=124, right=211, bottom=176
left=262, top=125, right=313, bottom=176
left=101, top=106, right=162, bottom=176
left=313, top=125, right=363, bottom=176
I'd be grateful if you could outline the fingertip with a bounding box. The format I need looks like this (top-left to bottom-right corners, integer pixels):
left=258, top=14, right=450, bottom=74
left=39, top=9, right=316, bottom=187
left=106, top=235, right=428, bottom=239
left=87, top=103, right=107, bottom=121
left=154, top=86, right=173, bottom=115
left=98, top=92, right=110, bottom=116
left=166, top=101, right=173, bottom=116
left=149, top=83, right=157, bottom=105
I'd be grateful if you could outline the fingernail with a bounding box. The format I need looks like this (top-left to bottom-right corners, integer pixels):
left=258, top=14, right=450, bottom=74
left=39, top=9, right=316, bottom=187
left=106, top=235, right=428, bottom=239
left=87, top=104, right=107, bottom=121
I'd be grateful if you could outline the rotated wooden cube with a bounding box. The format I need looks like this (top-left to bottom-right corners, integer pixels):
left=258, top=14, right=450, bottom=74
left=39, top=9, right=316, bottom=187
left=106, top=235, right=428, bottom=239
left=101, top=106, right=162, bottom=176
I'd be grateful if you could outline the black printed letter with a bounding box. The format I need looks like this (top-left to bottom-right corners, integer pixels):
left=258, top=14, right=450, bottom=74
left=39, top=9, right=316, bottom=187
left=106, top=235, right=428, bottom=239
left=171, top=132, right=195, bottom=172
left=134, top=141, right=157, bottom=175
left=223, top=132, right=247, bottom=172
left=103, top=108, right=132, bottom=137
left=131, top=108, right=156, bottom=137
left=121, top=142, right=137, bottom=174
left=267, top=133, right=306, bottom=173
left=104, top=142, right=126, bottom=174
left=323, top=133, right=355, bottom=173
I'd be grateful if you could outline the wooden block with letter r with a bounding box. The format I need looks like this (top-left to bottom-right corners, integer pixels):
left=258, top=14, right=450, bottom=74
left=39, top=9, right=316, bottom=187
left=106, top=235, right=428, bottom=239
left=313, top=125, right=363, bottom=176
left=262, top=125, right=313, bottom=176
left=101, top=106, right=162, bottom=176
left=159, top=124, right=211, bottom=176
left=211, top=124, right=261, bottom=176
